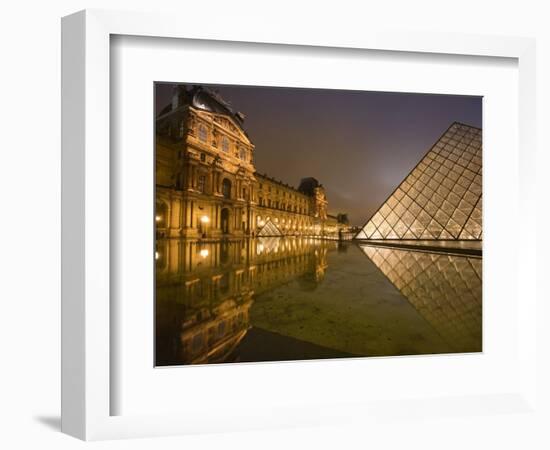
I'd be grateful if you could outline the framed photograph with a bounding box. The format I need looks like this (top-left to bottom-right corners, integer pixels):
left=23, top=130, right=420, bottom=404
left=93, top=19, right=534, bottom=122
left=153, top=83, right=483, bottom=367
left=61, top=9, right=537, bottom=441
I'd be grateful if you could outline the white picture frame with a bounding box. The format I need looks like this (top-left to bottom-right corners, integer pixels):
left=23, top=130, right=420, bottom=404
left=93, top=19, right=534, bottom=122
left=61, top=9, right=538, bottom=441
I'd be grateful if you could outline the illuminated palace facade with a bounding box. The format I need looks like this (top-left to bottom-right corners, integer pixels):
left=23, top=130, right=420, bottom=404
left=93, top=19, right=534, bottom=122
left=155, top=85, right=346, bottom=240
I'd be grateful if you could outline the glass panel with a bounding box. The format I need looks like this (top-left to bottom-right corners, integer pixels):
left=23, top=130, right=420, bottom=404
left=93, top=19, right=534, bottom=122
left=401, top=195, right=413, bottom=208
left=451, top=208, right=468, bottom=226
left=446, top=218, right=462, bottom=238
left=458, top=199, right=474, bottom=215
left=447, top=169, right=460, bottom=182
left=409, top=201, right=422, bottom=217
left=420, top=228, right=434, bottom=239
left=436, top=185, right=450, bottom=199
left=463, top=191, right=479, bottom=206
left=364, top=221, right=377, bottom=237
left=471, top=205, right=482, bottom=221
left=447, top=192, right=461, bottom=207
left=427, top=219, right=443, bottom=237
left=401, top=210, right=415, bottom=225
left=371, top=212, right=384, bottom=227
left=441, top=200, right=455, bottom=215
left=370, top=229, right=383, bottom=239
left=451, top=183, right=466, bottom=198
left=418, top=210, right=432, bottom=227
left=386, top=211, right=399, bottom=226
left=435, top=209, right=450, bottom=225
left=378, top=220, right=391, bottom=238
left=431, top=192, right=444, bottom=207
left=428, top=179, right=440, bottom=191
left=393, top=221, right=408, bottom=236
left=380, top=203, right=392, bottom=218
left=424, top=201, right=438, bottom=216
left=457, top=176, right=472, bottom=189
left=394, top=188, right=405, bottom=201
left=409, top=219, right=425, bottom=238
left=462, top=168, right=475, bottom=181
left=393, top=203, right=406, bottom=217
left=469, top=182, right=482, bottom=196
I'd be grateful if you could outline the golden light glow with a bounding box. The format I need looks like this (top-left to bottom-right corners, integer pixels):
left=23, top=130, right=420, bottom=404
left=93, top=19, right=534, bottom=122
left=200, top=215, right=210, bottom=224
left=155, top=251, right=160, bottom=260
left=199, top=249, right=209, bottom=258
left=155, top=215, right=162, bottom=222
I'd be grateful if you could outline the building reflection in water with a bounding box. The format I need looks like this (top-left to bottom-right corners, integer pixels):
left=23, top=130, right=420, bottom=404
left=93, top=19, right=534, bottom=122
left=156, top=237, right=482, bottom=366
left=155, top=237, right=331, bottom=365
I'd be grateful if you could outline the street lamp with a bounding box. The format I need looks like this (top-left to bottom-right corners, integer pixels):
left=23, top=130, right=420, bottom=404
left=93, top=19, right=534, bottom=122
left=199, top=215, right=209, bottom=239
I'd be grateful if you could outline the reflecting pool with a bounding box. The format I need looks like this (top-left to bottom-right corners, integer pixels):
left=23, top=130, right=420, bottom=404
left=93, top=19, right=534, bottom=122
left=155, top=237, right=482, bottom=366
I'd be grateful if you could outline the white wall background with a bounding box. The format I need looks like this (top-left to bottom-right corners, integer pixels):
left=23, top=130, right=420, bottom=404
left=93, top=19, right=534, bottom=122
left=0, top=1, right=548, bottom=449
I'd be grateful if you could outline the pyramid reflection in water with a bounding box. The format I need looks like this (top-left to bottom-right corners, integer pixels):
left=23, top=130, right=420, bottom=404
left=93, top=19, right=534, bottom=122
left=356, top=122, right=482, bottom=240
left=360, top=245, right=482, bottom=352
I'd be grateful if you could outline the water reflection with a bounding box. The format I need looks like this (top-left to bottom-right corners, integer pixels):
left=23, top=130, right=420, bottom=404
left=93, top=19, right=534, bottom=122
left=359, top=245, right=482, bottom=353
left=155, top=238, right=482, bottom=366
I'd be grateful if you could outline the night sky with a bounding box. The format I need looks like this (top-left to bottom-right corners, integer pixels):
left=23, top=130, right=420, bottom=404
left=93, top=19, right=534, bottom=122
left=155, top=83, right=482, bottom=227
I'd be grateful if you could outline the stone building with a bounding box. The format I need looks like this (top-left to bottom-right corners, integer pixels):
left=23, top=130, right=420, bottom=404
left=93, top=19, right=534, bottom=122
left=155, top=85, right=345, bottom=240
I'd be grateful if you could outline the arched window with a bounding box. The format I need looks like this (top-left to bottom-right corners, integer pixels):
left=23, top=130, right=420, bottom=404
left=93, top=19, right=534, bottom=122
left=198, top=125, right=207, bottom=142
left=222, top=179, right=232, bottom=199
left=221, top=136, right=230, bottom=152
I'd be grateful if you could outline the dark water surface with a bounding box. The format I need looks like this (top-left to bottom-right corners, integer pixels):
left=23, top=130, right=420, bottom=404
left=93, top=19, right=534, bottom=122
left=155, top=237, right=482, bottom=366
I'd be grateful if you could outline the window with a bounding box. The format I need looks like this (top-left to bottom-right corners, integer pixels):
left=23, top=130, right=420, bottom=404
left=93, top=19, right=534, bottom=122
left=198, top=125, right=207, bottom=142
left=222, top=179, right=231, bottom=199
left=198, top=175, right=206, bottom=193
left=259, top=196, right=263, bottom=206
left=239, top=148, right=247, bottom=161
left=200, top=153, right=206, bottom=162
left=221, top=136, right=230, bottom=152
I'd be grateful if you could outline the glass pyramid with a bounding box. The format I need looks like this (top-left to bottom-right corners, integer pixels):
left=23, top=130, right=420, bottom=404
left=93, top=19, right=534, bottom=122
left=360, top=245, right=482, bottom=352
left=257, top=219, right=283, bottom=237
left=356, top=122, right=482, bottom=240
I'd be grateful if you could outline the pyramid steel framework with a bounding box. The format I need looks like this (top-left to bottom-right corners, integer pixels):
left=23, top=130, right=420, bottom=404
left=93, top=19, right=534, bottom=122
left=356, top=122, right=482, bottom=240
